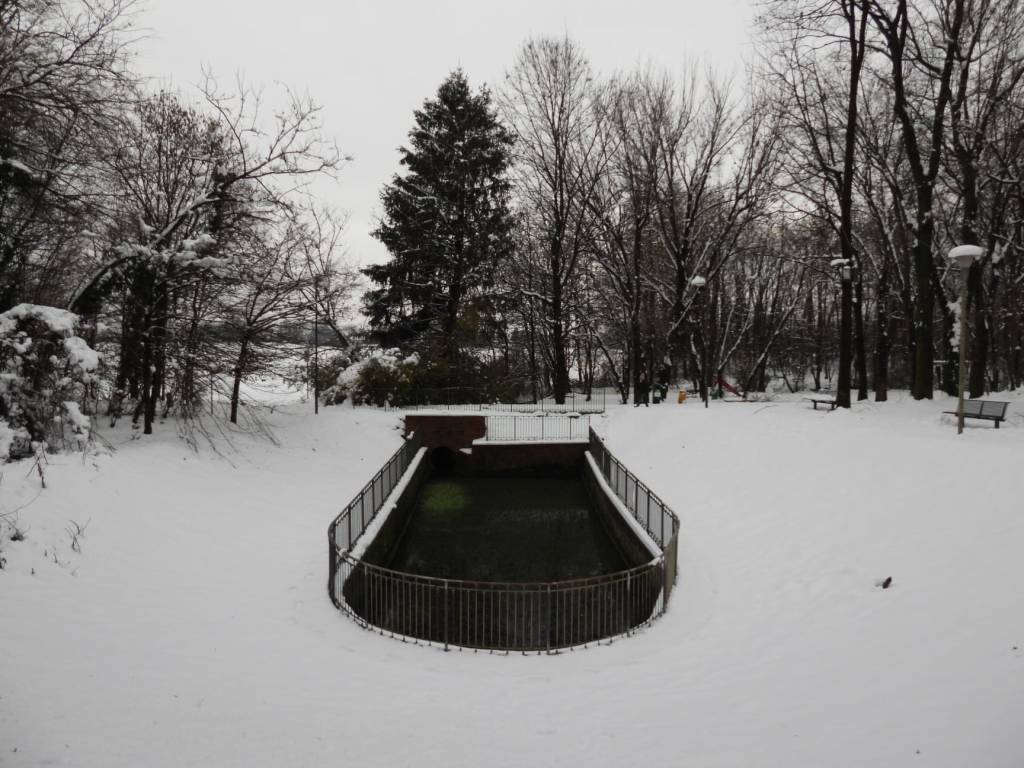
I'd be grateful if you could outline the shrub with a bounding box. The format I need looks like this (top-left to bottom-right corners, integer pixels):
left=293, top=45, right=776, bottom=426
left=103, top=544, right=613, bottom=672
left=0, top=304, right=99, bottom=461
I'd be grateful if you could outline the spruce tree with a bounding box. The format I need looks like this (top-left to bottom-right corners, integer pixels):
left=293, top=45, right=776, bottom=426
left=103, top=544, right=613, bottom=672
left=364, top=70, right=514, bottom=375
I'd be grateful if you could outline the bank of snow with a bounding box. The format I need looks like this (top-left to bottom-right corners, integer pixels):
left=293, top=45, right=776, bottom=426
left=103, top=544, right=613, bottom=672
left=1, top=392, right=1023, bottom=767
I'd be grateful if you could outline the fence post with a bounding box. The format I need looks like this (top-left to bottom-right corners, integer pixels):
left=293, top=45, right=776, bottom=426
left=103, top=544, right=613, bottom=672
left=327, top=523, right=336, bottom=603
left=546, top=584, right=552, bottom=654
left=662, top=555, right=670, bottom=615
left=443, top=580, right=449, bottom=651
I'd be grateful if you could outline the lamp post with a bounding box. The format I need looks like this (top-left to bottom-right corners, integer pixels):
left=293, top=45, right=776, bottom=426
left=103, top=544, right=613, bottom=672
left=836, top=260, right=853, bottom=409
left=948, top=245, right=983, bottom=434
left=313, top=274, right=322, bottom=415
left=690, top=275, right=708, bottom=408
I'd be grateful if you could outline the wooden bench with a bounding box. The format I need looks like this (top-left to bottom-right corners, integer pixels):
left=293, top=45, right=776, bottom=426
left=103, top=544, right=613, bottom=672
left=804, top=394, right=838, bottom=411
left=943, top=399, right=1010, bottom=428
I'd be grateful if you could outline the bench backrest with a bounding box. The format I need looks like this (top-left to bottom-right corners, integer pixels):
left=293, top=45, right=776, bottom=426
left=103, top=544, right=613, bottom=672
left=962, top=400, right=984, bottom=416
left=962, top=399, right=1009, bottom=418
left=979, top=400, right=1009, bottom=418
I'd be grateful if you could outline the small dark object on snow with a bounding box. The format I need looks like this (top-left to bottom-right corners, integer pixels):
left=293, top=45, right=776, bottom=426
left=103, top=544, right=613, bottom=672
left=882, top=576, right=892, bottom=589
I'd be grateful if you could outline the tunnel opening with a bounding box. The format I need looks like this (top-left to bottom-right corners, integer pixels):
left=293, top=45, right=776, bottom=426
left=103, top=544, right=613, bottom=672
left=429, top=446, right=457, bottom=475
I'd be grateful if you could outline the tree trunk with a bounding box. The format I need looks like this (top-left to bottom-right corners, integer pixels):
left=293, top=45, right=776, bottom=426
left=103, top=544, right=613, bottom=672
left=854, top=272, right=868, bottom=400
left=550, top=243, right=569, bottom=404
left=230, top=339, right=249, bottom=424
left=837, top=273, right=852, bottom=408
left=967, top=261, right=988, bottom=397
left=910, top=224, right=935, bottom=399
left=874, top=264, right=890, bottom=402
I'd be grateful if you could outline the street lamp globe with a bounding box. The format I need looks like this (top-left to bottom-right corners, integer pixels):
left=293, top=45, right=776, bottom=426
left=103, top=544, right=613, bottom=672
left=949, top=244, right=983, bottom=269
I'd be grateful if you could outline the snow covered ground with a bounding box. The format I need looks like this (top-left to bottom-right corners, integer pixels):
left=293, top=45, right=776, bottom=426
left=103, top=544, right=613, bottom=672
left=2, top=391, right=1023, bottom=767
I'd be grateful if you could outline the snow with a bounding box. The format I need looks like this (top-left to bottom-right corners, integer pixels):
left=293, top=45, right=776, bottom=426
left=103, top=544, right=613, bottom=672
left=0, top=303, right=79, bottom=335
left=61, top=401, right=91, bottom=435
left=335, top=348, right=418, bottom=389
left=0, top=418, right=19, bottom=462
left=992, top=242, right=1007, bottom=265
left=180, top=233, right=217, bottom=252
left=0, top=156, right=42, bottom=182
left=689, top=275, right=707, bottom=287
left=2, top=392, right=1024, bottom=766
left=949, top=244, right=984, bottom=262
left=949, top=300, right=962, bottom=348
left=63, top=336, right=100, bottom=372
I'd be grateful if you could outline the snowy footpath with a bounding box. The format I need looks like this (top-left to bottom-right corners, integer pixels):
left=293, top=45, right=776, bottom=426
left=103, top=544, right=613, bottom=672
left=1, top=393, right=1023, bottom=767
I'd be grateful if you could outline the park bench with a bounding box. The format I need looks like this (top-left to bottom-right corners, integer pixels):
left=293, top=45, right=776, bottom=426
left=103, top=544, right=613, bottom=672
left=803, top=393, right=838, bottom=411
left=943, top=399, right=1010, bottom=428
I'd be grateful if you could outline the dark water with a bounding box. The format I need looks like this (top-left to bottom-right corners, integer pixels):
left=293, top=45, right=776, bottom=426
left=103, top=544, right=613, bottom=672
left=387, top=476, right=627, bottom=582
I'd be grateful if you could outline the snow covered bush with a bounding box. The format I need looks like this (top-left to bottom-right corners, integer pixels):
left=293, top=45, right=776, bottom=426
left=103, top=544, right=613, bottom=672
left=0, top=304, right=99, bottom=461
left=310, top=353, right=352, bottom=406
left=326, top=348, right=420, bottom=407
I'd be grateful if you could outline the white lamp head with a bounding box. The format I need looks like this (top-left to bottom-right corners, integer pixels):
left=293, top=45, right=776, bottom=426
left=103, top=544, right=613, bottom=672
left=949, top=244, right=983, bottom=269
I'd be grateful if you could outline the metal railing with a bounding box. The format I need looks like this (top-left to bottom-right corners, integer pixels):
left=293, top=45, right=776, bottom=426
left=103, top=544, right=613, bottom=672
left=336, top=557, right=664, bottom=652
left=482, top=414, right=591, bottom=442
left=588, top=428, right=680, bottom=602
left=327, top=426, right=680, bottom=653
left=327, top=434, right=422, bottom=601
left=355, top=386, right=607, bottom=414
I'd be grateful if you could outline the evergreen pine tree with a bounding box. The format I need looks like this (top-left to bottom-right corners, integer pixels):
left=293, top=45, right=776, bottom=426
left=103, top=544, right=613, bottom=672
left=364, top=70, right=514, bottom=376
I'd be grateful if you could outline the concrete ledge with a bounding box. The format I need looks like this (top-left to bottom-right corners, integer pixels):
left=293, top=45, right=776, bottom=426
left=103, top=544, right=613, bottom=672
left=353, top=448, right=431, bottom=567
left=583, top=451, right=661, bottom=564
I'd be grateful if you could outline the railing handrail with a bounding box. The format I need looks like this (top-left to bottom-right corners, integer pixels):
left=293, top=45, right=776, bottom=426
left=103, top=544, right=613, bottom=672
left=587, top=427, right=680, bottom=548
left=337, top=550, right=660, bottom=591
left=481, top=413, right=592, bottom=442
left=332, top=437, right=419, bottom=531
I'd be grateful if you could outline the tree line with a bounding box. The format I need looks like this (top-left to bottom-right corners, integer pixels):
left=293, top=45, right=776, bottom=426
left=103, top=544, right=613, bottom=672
left=1, top=0, right=355, bottom=457
left=366, top=1, right=1024, bottom=406
left=4, top=0, right=1023, bottom=459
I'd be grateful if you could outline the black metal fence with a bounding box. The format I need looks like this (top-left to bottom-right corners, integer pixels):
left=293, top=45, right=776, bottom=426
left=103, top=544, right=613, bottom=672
left=588, top=428, right=680, bottom=602
left=327, top=427, right=680, bottom=652
left=355, top=386, right=607, bottom=414
left=482, top=414, right=591, bottom=442
left=327, top=435, right=423, bottom=600
left=337, top=558, right=664, bottom=652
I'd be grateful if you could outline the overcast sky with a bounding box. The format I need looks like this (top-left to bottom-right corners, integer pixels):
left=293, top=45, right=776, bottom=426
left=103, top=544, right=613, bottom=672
left=135, top=0, right=756, bottom=268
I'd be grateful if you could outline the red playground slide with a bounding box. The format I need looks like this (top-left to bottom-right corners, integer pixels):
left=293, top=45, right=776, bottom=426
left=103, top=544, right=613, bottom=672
left=717, top=376, right=746, bottom=400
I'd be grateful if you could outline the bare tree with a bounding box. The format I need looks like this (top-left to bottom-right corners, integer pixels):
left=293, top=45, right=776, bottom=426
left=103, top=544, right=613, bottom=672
left=942, top=0, right=1024, bottom=396
left=0, top=0, right=135, bottom=311
left=502, top=35, right=607, bottom=404
left=70, top=81, right=341, bottom=434
left=865, top=0, right=967, bottom=399
left=763, top=0, right=872, bottom=406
